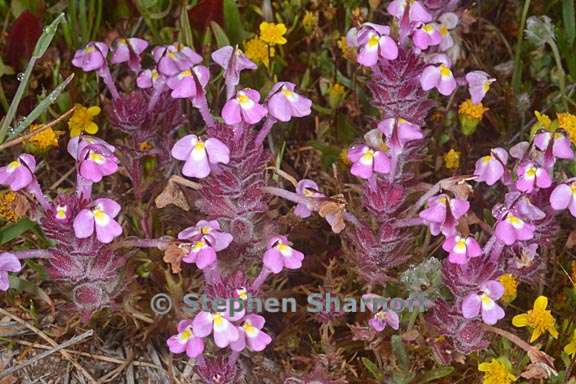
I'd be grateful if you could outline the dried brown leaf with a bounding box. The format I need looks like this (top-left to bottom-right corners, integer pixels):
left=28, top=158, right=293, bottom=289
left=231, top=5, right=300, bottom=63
left=155, top=180, right=190, bottom=211
left=318, top=194, right=346, bottom=234
left=163, top=243, right=188, bottom=274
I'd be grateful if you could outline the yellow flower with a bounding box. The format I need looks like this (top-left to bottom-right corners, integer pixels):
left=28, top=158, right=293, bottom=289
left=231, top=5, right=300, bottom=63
left=534, top=111, right=552, bottom=130
left=478, top=358, right=517, bottom=384
left=68, top=104, right=101, bottom=137
left=443, top=149, right=460, bottom=169
left=458, top=99, right=488, bottom=120
left=557, top=112, right=576, bottom=143
left=0, top=191, right=28, bottom=223
left=497, top=273, right=518, bottom=303
left=564, top=329, right=576, bottom=357
left=512, top=296, right=559, bottom=343
left=337, top=35, right=355, bottom=61
left=259, top=22, right=287, bottom=45
left=25, top=124, right=59, bottom=151
left=302, top=11, right=318, bottom=33
left=244, top=37, right=275, bottom=67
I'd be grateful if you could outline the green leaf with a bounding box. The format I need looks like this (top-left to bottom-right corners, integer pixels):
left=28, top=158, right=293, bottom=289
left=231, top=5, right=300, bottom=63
left=210, top=21, right=230, bottom=48
left=33, top=13, right=65, bottom=59
left=391, top=335, right=410, bottom=371
left=180, top=6, right=194, bottom=47
left=361, top=357, right=385, bottom=381
left=9, top=73, right=74, bottom=139
left=563, top=0, right=575, bottom=46
left=0, top=218, right=37, bottom=245
left=223, top=0, right=245, bottom=44
left=415, top=366, right=455, bottom=383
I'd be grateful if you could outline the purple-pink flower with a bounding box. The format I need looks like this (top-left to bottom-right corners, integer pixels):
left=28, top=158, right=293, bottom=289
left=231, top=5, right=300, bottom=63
left=154, top=43, right=203, bottom=76
left=0, top=252, right=22, bottom=291
left=192, top=310, right=239, bottom=348
left=474, top=148, right=508, bottom=186
left=167, top=320, right=205, bottom=358
left=72, top=42, right=108, bottom=72
left=442, top=235, right=482, bottom=264
left=462, top=280, right=505, bottom=325
left=419, top=194, right=469, bottom=236
left=178, top=220, right=233, bottom=251
left=67, top=136, right=119, bottom=182
left=166, top=65, right=210, bottom=99
left=181, top=235, right=218, bottom=269
left=495, top=212, right=535, bottom=245
left=387, top=0, right=432, bottom=23
left=362, top=294, right=400, bottom=332
left=230, top=314, right=272, bottom=352
left=136, top=68, right=165, bottom=89
left=111, top=37, right=148, bottom=72
left=465, top=71, right=495, bottom=104
left=221, top=89, right=268, bottom=125
left=534, top=131, right=574, bottom=164
left=412, top=23, right=442, bottom=50
left=171, top=134, right=230, bottom=179
left=377, top=117, right=424, bottom=152
left=267, top=82, right=312, bottom=122
left=347, top=144, right=391, bottom=179
left=211, top=45, right=256, bottom=86
left=262, top=235, right=304, bottom=274
left=550, top=181, right=576, bottom=217
left=351, top=23, right=399, bottom=66
left=515, top=162, right=551, bottom=193
left=420, top=54, right=457, bottom=96
left=73, top=198, right=123, bottom=243
left=0, top=154, right=36, bottom=191
left=294, top=179, right=324, bottom=218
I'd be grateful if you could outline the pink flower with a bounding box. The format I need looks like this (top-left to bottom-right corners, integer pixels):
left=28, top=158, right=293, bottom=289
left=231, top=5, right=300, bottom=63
left=0, top=252, right=22, bottom=291
left=419, top=194, right=469, bottom=236
left=352, top=23, right=398, bottom=66
left=73, top=198, right=123, bottom=243
left=230, top=314, right=272, bottom=352
left=211, top=45, right=256, bottom=86
left=136, top=68, right=165, bottom=89
left=110, top=37, right=148, bottom=72
left=412, top=23, right=442, bottom=50
left=515, top=162, right=552, bottom=193
left=465, top=71, right=495, bottom=104
left=154, top=43, right=203, bottom=76
left=420, top=55, right=457, bottom=96
left=221, top=89, right=268, bottom=125
left=534, top=131, right=574, bottom=165
left=387, top=0, right=432, bottom=23
left=550, top=181, right=576, bottom=217
left=192, top=311, right=239, bottom=348
left=294, top=179, right=324, bottom=218
left=377, top=117, right=424, bottom=152
left=0, top=154, right=36, bottom=191
left=474, top=148, right=508, bottom=186
left=262, top=235, right=305, bottom=274
left=267, top=82, right=312, bottom=122
left=166, top=65, right=210, bottom=99
left=442, top=235, right=482, bottom=264
left=362, top=294, right=400, bottom=332
left=178, top=220, right=233, bottom=251
left=438, top=12, right=459, bottom=51
left=68, top=136, right=119, bottom=183
left=171, top=134, right=230, bottom=179
left=181, top=235, right=218, bottom=269
left=72, top=42, right=108, bottom=72
left=461, top=280, right=505, bottom=325
left=347, top=144, right=391, bottom=179
left=167, top=320, right=205, bottom=358
left=495, top=212, right=535, bottom=245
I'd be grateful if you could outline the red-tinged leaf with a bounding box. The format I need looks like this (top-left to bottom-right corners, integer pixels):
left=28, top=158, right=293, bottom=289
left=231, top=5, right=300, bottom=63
left=3, top=11, right=43, bottom=69
left=188, top=0, right=223, bottom=30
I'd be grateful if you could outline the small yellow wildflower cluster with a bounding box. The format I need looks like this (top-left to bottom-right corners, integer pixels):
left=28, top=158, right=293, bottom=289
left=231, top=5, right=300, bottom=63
left=557, top=112, right=576, bottom=143
left=68, top=104, right=101, bottom=137
left=0, top=191, right=28, bottom=222
left=443, top=149, right=460, bottom=169
left=302, top=11, right=318, bottom=33
left=459, top=99, right=488, bottom=136
left=512, top=295, right=558, bottom=342
left=477, top=358, right=516, bottom=384
left=244, top=22, right=287, bottom=67
left=337, top=35, right=355, bottom=62
left=24, top=124, right=59, bottom=153
left=564, top=329, right=576, bottom=357
left=497, top=273, right=518, bottom=303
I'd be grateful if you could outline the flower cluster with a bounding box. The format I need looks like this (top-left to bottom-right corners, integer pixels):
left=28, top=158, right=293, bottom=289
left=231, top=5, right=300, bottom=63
left=244, top=22, right=287, bottom=67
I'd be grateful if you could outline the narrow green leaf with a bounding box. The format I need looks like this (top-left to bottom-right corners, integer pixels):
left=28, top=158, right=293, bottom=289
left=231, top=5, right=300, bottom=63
left=210, top=21, right=230, bottom=48
left=223, top=0, right=245, bottom=44
left=9, top=73, right=74, bottom=139
left=563, top=0, right=575, bottom=46
left=33, top=13, right=66, bottom=59
left=180, top=6, right=194, bottom=47
left=361, top=357, right=385, bottom=381
left=0, top=218, right=37, bottom=245
left=415, top=366, right=455, bottom=383
left=391, top=335, right=410, bottom=371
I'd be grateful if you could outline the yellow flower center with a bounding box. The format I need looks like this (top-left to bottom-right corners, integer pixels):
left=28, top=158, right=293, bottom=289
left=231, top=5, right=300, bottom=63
left=180, top=327, right=192, bottom=341
left=438, top=196, right=448, bottom=205
left=423, top=24, right=434, bottom=33
left=200, top=226, right=212, bottom=235
left=236, top=288, right=248, bottom=300
left=506, top=214, right=524, bottom=228
left=192, top=240, right=206, bottom=251
left=237, top=92, right=252, bottom=106
left=88, top=151, right=105, bottom=164
left=440, top=25, right=449, bottom=36
left=367, top=34, right=380, bottom=48
left=482, top=155, right=493, bottom=165
left=93, top=206, right=109, bottom=226
left=178, top=69, right=192, bottom=79
left=570, top=182, right=576, bottom=195
left=277, top=243, right=290, bottom=253
left=213, top=313, right=225, bottom=327
left=439, top=64, right=451, bottom=77
left=7, top=160, right=20, bottom=171
left=55, top=205, right=67, bottom=220
left=525, top=166, right=537, bottom=178
left=242, top=320, right=258, bottom=337
left=194, top=141, right=205, bottom=152
left=454, top=238, right=467, bottom=253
